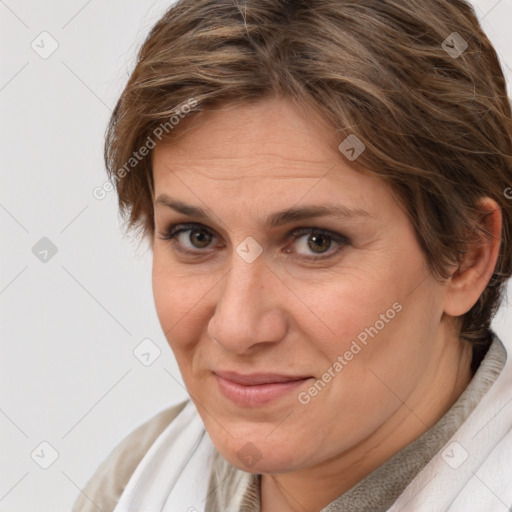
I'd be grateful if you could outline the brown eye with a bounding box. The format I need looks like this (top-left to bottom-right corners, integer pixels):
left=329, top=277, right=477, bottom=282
left=188, top=228, right=213, bottom=248
left=307, top=233, right=332, bottom=253
left=290, top=227, right=348, bottom=260
left=158, top=223, right=218, bottom=253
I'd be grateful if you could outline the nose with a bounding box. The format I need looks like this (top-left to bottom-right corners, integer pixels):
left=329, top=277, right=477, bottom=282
left=207, top=253, right=288, bottom=354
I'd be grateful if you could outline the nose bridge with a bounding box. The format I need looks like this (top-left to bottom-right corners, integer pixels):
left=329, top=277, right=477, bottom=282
left=208, top=253, right=286, bottom=352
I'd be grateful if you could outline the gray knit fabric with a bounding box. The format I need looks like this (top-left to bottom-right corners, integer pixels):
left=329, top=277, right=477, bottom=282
left=205, top=334, right=507, bottom=512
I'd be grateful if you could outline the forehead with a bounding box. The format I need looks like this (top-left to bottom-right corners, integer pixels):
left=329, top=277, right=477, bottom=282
left=151, top=97, right=387, bottom=214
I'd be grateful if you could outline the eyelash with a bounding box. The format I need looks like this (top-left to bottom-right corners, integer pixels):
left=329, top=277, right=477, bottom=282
left=157, top=222, right=349, bottom=262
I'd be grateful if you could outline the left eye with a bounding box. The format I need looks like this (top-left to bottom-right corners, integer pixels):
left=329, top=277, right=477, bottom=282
left=158, top=223, right=347, bottom=260
left=288, top=228, right=347, bottom=259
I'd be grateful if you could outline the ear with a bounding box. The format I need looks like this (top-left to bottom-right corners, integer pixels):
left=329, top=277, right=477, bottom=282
left=443, top=197, right=502, bottom=317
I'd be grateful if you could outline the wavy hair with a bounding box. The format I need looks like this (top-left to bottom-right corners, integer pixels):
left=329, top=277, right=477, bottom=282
left=104, top=0, right=512, bottom=352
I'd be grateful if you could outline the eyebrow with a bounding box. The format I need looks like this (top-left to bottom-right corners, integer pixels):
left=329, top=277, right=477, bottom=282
left=155, top=194, right=370, bottom=228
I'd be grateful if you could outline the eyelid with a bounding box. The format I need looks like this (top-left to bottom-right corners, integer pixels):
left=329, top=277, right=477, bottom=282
left=160, top=222, right=218, bottom=239
left=157, top=222, right=222, bottom=255
left=288, top=226, right=349, bottom=244
left=157, top=221, right=348, bottom=260
left=286, top=226, right=348, bottom=260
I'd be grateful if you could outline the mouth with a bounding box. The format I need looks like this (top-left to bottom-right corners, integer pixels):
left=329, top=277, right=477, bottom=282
left=213, top=371, right=313, bottom=407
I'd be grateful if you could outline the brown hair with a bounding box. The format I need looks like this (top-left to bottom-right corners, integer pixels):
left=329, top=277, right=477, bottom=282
left=104, top=0, right=512, bottom=352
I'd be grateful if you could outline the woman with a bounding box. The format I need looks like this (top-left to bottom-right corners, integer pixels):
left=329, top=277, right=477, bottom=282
left=73, top=0, right=512, bottom=510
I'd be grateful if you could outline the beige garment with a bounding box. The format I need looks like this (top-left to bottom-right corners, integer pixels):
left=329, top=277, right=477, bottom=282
left=72, top=400, right=187, bottom=512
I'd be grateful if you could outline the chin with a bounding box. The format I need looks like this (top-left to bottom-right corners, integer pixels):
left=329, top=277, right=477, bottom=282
left=210, top=429, right=306, bottom=474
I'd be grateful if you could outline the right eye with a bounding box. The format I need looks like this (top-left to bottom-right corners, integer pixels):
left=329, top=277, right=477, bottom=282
left=157, top=222, right=220, bottom=255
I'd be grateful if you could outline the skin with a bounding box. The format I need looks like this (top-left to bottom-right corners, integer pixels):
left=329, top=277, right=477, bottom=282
left=150, top=96, right=501, bottom=512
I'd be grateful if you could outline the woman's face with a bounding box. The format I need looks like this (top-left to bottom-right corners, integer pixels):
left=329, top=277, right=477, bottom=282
left=151, top=97, right=454, bottom=474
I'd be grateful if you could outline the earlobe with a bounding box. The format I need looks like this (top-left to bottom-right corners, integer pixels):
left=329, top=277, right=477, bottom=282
left=444, top=197, right=502, bottom=318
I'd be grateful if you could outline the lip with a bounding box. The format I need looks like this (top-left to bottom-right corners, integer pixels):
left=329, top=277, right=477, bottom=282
left=213, top=371, right=312, bottom=407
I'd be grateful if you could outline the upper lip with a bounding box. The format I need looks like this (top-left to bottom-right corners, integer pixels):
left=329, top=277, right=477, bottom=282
left=214, top=371, right=312, bottom=385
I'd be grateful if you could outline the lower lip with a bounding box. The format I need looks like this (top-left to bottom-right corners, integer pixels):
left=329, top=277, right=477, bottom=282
left=214, top=374, right=311, bottom=407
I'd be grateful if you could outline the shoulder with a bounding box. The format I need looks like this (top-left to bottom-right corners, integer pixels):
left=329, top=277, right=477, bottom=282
left=71, top=399, right=189, bottom=512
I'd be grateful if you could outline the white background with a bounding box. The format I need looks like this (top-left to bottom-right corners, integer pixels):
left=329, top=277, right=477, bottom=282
left=1, top=1, right=512, bottom=510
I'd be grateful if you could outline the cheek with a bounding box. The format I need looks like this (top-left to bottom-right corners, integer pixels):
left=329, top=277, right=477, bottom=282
left=152, top=252, right=204, bottom=347
left=298, top=268, right=403, bottom=357
left=305, top=265, right=443, bottom=420
left=151, top=249, right=225, bottom=370
left=299, top=254, right=438, bottom=370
